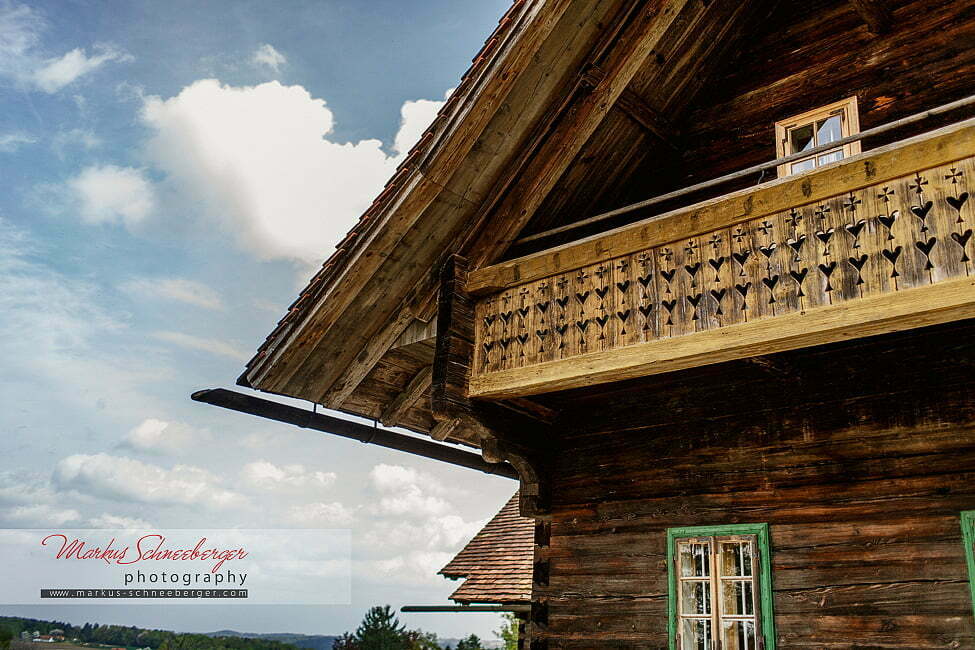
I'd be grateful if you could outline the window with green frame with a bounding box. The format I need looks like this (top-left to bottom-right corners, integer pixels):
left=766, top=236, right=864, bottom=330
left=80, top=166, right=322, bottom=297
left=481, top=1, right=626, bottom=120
left=961, top=511, right=975, bottom=613
left=667, top=523, right=776, bottom=650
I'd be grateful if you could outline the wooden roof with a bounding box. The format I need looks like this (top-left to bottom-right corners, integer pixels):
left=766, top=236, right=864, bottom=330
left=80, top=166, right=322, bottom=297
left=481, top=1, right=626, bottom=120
left=440, top=491, right=534, bottom=604
left=237, top=0, right=777, bottom=444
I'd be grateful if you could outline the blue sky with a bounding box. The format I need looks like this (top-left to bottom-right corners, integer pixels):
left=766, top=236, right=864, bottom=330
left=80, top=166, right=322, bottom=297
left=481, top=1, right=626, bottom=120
left=0, top=0, right=516, bottom=640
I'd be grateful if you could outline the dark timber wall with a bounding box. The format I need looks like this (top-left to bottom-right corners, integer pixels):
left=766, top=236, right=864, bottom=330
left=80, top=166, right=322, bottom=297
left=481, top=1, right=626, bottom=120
left=679, top=0, right=975, bottom=193
left=532, top=320, right=975, bottom=648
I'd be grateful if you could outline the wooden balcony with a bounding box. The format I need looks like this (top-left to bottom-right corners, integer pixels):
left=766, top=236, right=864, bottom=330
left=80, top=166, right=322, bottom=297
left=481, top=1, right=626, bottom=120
left=466, top=119, right=975, bottom=398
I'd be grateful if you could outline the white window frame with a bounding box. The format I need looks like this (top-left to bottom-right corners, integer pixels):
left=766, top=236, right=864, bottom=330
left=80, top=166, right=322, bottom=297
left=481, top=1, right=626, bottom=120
left=774, top=96, right=861, bottom=177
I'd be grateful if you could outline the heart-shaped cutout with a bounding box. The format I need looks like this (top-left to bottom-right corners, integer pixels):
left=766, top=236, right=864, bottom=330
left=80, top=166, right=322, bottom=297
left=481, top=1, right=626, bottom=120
left=881, top=246, right=902, bottom=263
left=951, top=229, right=973, bottom=247
left=847, top=254, right=868, bottom=271
left=732, top=251, right=751, bottom=266
left=911, top=201, right=933, bottom=220
left=915, top=237, right=937, bottom=256
left=947, top=193, right=970, bottom=211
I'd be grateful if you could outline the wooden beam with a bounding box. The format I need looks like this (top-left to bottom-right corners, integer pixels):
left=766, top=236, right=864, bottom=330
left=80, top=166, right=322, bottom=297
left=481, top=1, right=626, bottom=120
left=393, top=317, right=437, bottom=349
left=432, top=255, right=553, bottom=516
left=464, top=0, right=693, bottom=268
left=469, top=276, right=975, bottom=399
left=468, top=119, right=975, bottom=294
left=581, top=66, right=677, bottom=148
left=380, top=365, right=433, bottom=427
left=848, top=0, right=893, bottom=34
left=320, top=308, right=418, bottom=409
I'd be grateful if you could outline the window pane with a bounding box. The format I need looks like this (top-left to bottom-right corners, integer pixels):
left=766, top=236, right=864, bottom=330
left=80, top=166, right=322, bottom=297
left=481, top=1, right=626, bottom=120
left=679, top=542, right=711, bottom=577
left=790, top=158, right=815, bottom=174
left=817, top=149, right=844, bottom=165
left=682, top=619, right=712, bottom=650
left=681, top=580, right=711, bottom=615
left=789, top=123, right=814, bottom=153
left=721, top=620, right=757, bottom=650
left=816, top=115, right=842, bottom=145
left=720, top=542, right=753, bottom=577
left=721, top=579, right=754, bottom=616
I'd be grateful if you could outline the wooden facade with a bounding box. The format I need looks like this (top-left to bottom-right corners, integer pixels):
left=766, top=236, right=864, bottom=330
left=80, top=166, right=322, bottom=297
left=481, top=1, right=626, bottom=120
left=234, top=0, right=975, bottom=647
left=528, top=321, right=975, bottom=648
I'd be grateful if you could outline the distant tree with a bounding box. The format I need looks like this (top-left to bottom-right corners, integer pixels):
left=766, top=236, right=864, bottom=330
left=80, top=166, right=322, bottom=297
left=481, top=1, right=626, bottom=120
left=455, top=635, right=484, bottom=650
left=495, top=613, right=518, bottom=650
left=0, top=625, right=12, bottom=650
left=404, top=629, right=439, bottom=650
left=333, top=632, right=358, bottom=650
left=354, top=605, right=408, bottom=650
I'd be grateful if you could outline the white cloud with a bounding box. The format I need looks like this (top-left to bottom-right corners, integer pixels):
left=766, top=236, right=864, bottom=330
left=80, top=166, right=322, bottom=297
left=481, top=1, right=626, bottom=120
left=242, top=460, right=337, bottom=491
left=393, top=88, right=451, bottom=156
left=122, top=418, right=210, bottom=455
left=87, top=513, right=153, bottom=529
left=0, top=131, right=36, bottom=152
left=369, top=464, right=451, bottom=518
left=0, top=470, right=57, bottom=506
left=121, top=277, right=224, bottom=310
left=68, top=165, right=156, bottom=227
left=286, top=501, right=356, bottom=527
left=0, top=4, right=129, bottom=92
left=151, top=330, right=248, bottom=360
left=252, top=44, right=286, bottom=72
left=3, top=503, right=81, bottom=526
left=53, top=453, right=243, bottom=509
left=52, top=128, right=102, bottom=156
left=140, top=79, right=447, bottom=263
left=33, top=45, right=131, bottom=93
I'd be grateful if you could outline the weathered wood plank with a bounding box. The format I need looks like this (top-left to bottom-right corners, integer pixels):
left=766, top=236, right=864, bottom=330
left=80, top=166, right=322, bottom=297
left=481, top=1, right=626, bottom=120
left=379, top=365, right=433, bottom=427
left=848, top=0, right=894, bottom=34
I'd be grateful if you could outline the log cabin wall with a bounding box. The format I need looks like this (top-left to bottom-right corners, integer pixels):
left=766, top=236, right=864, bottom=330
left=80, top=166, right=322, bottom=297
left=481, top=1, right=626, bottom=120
left=677, top=0, right=975, bottom=198
left=507, top=0, right=975, bottom=258
left=531, top=320, right=975, bottom=648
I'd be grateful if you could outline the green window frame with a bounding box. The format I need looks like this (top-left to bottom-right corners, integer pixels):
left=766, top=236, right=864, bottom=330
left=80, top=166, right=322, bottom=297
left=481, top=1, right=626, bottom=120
left=961, top=511, right=975, bottom=614
left=667, top=523, right=775, bottom=650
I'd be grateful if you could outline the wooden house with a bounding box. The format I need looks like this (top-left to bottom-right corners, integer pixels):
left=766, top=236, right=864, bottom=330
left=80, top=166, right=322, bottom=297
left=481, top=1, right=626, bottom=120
left=198, top=0, right=975, bottom=646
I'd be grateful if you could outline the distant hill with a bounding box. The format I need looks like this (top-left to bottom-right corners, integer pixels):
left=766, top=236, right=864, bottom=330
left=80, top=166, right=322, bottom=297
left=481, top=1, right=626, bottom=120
left=207, top=631, right=337, bottom=650
left=206, top=630, right=499, bottom=649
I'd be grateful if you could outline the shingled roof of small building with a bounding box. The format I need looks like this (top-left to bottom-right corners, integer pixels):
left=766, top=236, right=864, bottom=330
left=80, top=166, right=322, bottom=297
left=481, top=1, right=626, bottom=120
left=440, top=491, right=534, bottom=604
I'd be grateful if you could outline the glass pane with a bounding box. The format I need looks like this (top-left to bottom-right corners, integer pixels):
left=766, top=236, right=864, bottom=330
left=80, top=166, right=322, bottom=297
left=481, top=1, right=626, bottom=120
left=720, top=542, right=753, bottom=577
left=790, top=158, right=815, bottom=174
left=682, top=619, right=712, bottom=650
left=721, top=620, right=757, bottom=650
left=681, top=580, right=711, bottom=615
left=721, top=579, right=754, bottom=616
left=788, top=123, right=814, bottom=153
left=816, top=115, right=842, bottom=145
left=679, top=542, right=711, bottom=577
left=817, top=149, right=844, bottom=165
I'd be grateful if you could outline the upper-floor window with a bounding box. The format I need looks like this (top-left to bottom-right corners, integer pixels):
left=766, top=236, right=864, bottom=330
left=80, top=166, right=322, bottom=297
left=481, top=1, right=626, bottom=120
left=668, top=523, right=775, bottom=650
left=775, top=97, right=860, bottom=177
